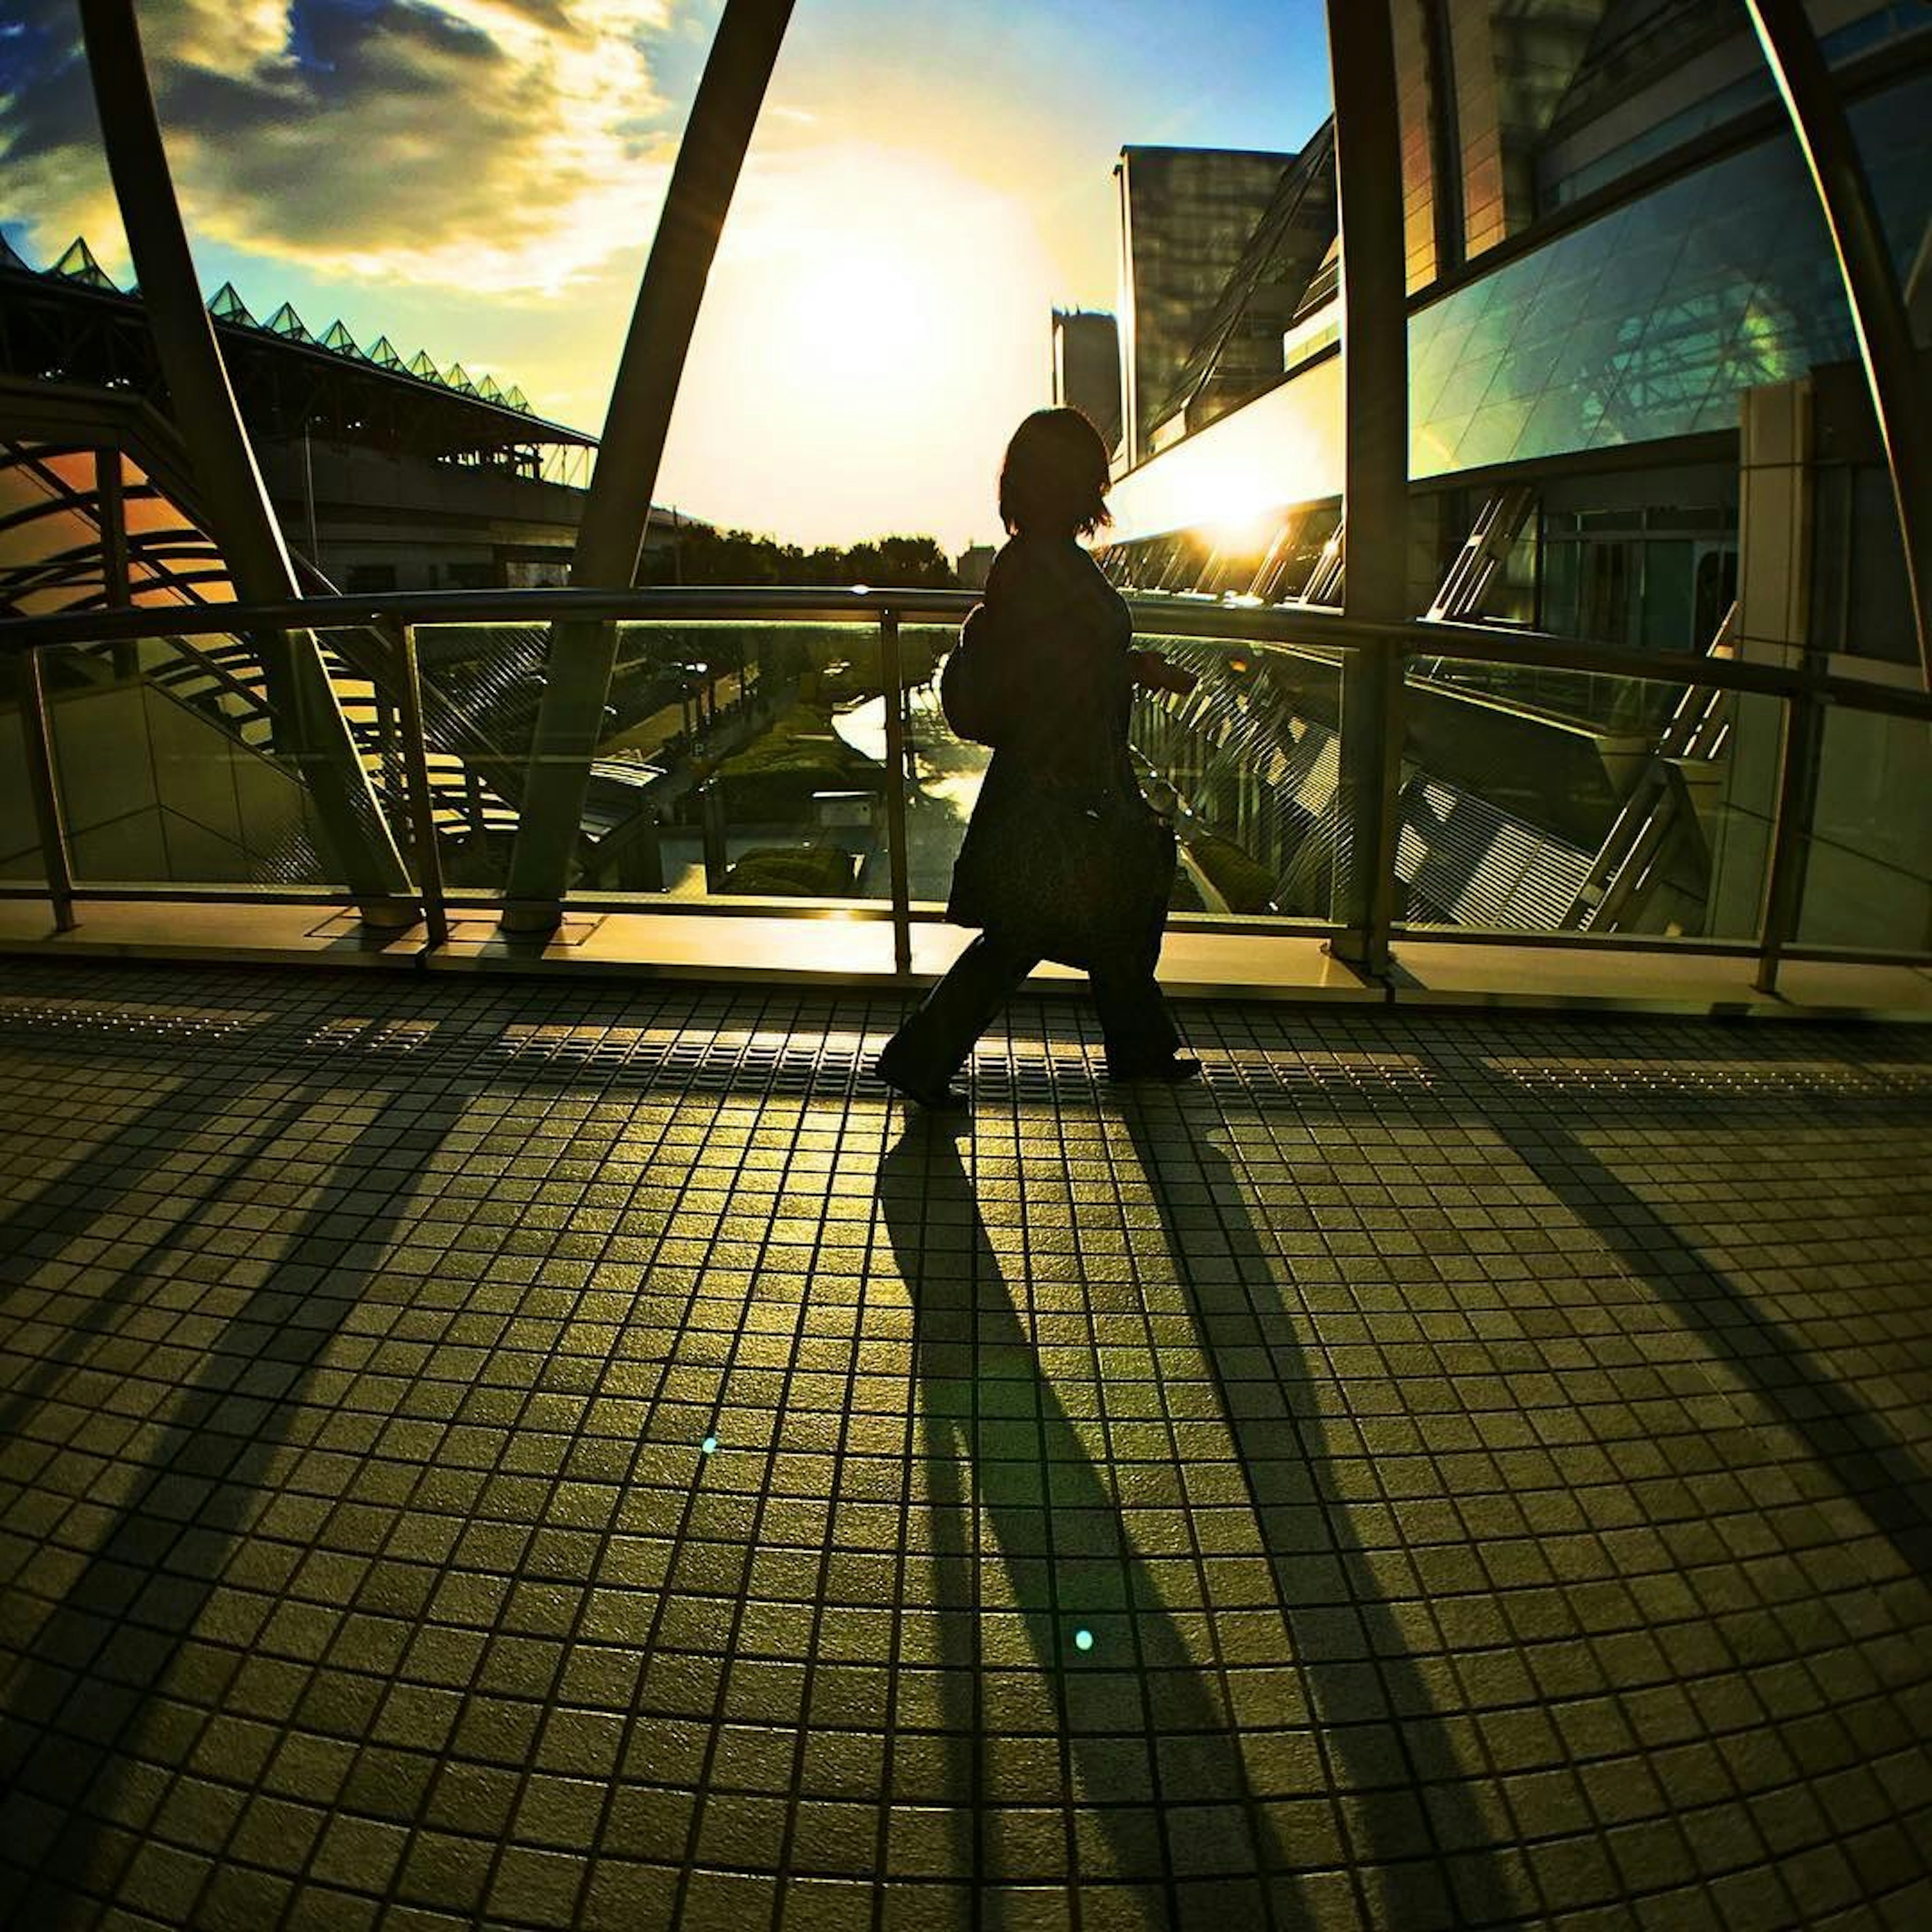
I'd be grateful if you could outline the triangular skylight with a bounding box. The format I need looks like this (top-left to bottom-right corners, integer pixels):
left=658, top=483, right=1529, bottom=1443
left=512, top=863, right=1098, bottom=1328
left=264, top=300, right=313, bottom=342
left=1, top=231, right=33, bottom=275
left=366, top=336, right=403, bottom=368
left=207, top=282, right=258, bottom=326
left=319, top=319, right=361, bottom=355
left=476, top=374, right=503, bottom=403
left=53, top=237, right=119, bottom=291
left=406, top=350, right=440, bottom=381
left=445, top=362, right=477, bottom=394
left=505, top=386, right=531, bottom=413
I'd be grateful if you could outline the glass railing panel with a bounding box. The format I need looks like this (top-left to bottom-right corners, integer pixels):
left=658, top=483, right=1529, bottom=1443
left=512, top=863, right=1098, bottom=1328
left=37, top=633, right=364, bottom=892
left=405, top=618, right=538, bottom=897
left=1796, top=702, right=1930, bottom=951
left=1, top=673, right=49, bottom=887
left=1394, top=652, right=1776, bottom=941
left=413, top=617, right=915, bottom=908
left=901, top=622, right=984, bottom=910
left=1134, top=631, right=1344, bottom=927
left=905, top=624, right=1345, bottom=928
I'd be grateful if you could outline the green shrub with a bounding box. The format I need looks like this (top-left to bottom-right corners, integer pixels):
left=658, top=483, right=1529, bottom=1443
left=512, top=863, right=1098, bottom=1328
left=714, top=701, right=878, bottom=819
left=1189, top=833, right=1277, bottom=914
left=721, top=845, right=858, bottom=897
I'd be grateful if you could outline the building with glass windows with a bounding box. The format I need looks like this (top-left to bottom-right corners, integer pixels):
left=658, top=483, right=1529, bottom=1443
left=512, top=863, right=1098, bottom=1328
left=1097, top=0, right=1930, bottom=952
left=1113, top=144, right=1300, bottom=464
left=1049, top=307, right=1123, bottom=457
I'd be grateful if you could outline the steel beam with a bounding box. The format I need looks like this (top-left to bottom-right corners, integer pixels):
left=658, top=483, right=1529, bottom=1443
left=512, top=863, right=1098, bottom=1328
left=1753, top=691, right=1824, bottom=995
left=1746, top=0, right=1931, bottom=688
left=389, top=622, right=451, bottom=952
left=506, top=0, right=795, bottom=931
left=1325, top=1, right=1410, bottom=977
left=76, top=0, right=416, bottom=923
left=96, top=444, right=136, bottom=679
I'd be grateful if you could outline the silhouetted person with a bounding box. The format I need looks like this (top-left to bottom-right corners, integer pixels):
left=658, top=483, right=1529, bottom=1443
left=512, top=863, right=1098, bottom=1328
left=873, top=407, right=1198, bottom=1110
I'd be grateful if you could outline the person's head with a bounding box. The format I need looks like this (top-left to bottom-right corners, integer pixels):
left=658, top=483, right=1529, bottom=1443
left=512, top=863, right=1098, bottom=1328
left=998, top=407, right=1112, bottom=540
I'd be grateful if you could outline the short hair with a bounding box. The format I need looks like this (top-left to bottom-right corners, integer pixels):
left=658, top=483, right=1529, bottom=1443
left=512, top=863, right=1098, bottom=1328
left=998, top=407, right=1112, bottom=538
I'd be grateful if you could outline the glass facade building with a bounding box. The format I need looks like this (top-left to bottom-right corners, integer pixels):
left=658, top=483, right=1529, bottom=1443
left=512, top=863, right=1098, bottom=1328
left=1113, top=145, right=1299, bottom=464
left=1097, top=1, right=1928, bottom=954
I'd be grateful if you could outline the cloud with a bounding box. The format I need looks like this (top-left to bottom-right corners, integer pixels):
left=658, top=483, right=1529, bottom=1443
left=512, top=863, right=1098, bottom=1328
left=0, top=0, right=683, bottom=293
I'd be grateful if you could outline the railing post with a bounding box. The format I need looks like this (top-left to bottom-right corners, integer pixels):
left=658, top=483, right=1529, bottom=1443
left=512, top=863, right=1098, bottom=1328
left=1753, top=687, right=1824, bottom=996
left=700, top=781, right=729, bottom=893
left=388, top=621, right=449, bottom=951
left=1325, top=0, right=1410, bottom=980
left=1334, top=634, right=1405, bottom=976
left=14, top=649, right=78, bottom=933
left=879, top=611, right=914, bottom=975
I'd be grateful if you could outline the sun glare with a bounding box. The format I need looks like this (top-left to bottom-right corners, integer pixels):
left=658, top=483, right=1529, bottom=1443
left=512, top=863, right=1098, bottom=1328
left=785, top=246, right=929, bottom=384
left=667, top=143, right=1055, bottom=548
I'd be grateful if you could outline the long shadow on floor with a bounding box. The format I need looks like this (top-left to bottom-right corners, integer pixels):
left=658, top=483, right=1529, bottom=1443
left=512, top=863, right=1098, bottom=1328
left=0, top=1091, right=321, bottom=1442
left=1120, top=1102, right=1523, bottom=1929
left=1416, top=1049, right=1932, bottom=1585
left=879, top=1125, right=1304, bottom=1931
left=0, top=1071, right=291, bottom=1317
left=0, top=1073, right=466, bottom=1926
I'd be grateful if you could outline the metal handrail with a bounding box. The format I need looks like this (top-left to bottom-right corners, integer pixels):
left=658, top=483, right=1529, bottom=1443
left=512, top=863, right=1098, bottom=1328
left=4, top=585, right=1928, bottom=720
left=5, top=583, right=1927, bottom=995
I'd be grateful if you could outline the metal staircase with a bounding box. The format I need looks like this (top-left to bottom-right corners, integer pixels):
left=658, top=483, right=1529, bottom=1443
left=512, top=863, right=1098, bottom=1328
left=1560, top=603, right=1737, bottom=933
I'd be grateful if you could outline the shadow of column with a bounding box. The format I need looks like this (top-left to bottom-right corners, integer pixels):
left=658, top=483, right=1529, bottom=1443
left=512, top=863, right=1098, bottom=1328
left=1420, top=1052, right=1932, bottom=1587
left=0, top=1075, right=467, bottom=1924
left=1120, top=1101, right=1523, bottom=1929
left=0, top=1072, right=296, bottom=1317
left=0, top=1091, right=319, bottom=1442
left=879, top=1125, right=1305, bottom=1932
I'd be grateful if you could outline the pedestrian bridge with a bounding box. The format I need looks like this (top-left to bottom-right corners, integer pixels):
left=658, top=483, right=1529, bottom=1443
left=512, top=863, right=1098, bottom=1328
left=0, top=957, right=1928, bottom=1927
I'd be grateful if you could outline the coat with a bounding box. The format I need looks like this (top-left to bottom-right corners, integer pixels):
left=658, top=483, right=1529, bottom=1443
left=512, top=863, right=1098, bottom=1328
left=946, top=534, right=1172, bottom=963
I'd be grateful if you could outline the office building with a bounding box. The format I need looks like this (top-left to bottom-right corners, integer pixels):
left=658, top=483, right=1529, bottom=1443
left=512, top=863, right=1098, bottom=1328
left=1049, top=307, right=1122, bottom=456
left=1113, top=144, right=1298, bottom=462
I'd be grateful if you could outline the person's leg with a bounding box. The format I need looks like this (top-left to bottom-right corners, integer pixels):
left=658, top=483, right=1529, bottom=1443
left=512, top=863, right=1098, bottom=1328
left=877, top=931, right=1039, bottom=1096
left=1088, top=935, right=1187, bottom=1076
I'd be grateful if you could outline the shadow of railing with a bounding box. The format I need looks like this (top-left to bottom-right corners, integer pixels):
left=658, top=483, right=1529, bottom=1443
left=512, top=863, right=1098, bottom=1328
left=1408, top=1046, right=1932, bottom=1591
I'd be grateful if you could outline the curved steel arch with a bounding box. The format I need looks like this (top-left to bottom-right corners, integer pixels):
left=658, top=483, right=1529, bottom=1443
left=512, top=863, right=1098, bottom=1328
left=1746, top=0, right=1930, bottom=687
left=76, top=0, right=417, bottom=922
left=506, top=0, right=796, bottom=930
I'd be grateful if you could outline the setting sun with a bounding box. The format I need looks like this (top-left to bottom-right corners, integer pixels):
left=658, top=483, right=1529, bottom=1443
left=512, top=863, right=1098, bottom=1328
left=661, top=141, right=1059, bottom=547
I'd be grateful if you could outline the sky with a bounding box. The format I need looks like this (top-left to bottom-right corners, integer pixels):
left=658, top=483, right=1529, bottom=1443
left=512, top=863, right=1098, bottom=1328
left=0, top=0, right=1334, bottom=553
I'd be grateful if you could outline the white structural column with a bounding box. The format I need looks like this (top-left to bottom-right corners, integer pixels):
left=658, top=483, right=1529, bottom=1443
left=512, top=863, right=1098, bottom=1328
left=1324, top=0, right=1410, bottom=974
left=76, top=0, right=416, bottom=923
left=506, top=1, right=795, bottom=930
left=1746, top=0, right=1930, bottom=688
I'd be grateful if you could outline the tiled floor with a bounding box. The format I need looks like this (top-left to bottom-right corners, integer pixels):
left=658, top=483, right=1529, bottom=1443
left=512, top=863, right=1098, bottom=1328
left=1, top=960, right=1928, bottom=1931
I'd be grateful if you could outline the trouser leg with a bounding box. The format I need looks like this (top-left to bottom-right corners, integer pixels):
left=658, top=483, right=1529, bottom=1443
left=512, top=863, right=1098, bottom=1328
left=881, top=931, right=1039, bottom=1088
left=1088, top=931, right=1181, bottom=1071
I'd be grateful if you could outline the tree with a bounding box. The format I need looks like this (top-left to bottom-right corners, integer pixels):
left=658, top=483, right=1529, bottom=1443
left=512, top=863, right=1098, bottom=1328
left=635, top=526, right=958, bottom=589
